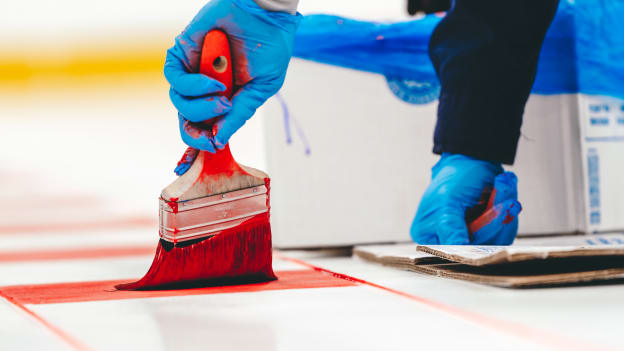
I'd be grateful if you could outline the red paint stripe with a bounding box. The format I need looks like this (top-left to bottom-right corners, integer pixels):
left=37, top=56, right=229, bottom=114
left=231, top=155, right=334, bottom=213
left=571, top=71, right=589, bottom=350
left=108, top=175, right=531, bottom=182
left=0, top=216, right=156, bottom=234
left=0, top=269, right=357, bottom=305
left=0, top=290, right=91, bottom=351
left=0, top=195, right=101, bottom=210
left=276, top=254, right=615, bottom=351
left=0, top=245, right=155, bottom=263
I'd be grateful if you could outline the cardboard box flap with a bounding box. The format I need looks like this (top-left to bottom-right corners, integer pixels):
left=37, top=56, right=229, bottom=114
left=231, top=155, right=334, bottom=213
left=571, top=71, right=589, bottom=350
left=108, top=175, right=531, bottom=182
left=353, top=243, right=444, bottom=267
left=514, top=233, right=624, bottom=246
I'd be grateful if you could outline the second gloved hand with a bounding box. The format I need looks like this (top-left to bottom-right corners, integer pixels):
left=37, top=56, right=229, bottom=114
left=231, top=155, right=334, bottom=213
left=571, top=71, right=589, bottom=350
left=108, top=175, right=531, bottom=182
left=166, top=0, right=301, bottom=153
left=410, top=153, right=522, bottom=245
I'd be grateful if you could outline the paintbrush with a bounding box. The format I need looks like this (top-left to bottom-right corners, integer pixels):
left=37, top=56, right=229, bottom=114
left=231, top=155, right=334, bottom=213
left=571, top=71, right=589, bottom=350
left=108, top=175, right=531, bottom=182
left=116, top=29, right=276, bottom=290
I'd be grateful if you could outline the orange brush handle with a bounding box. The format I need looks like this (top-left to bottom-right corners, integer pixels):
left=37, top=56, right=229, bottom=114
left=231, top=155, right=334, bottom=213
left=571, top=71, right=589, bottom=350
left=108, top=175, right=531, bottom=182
left=196, top=30, right=248, bottom=177
left=200, top=30, right=233, bottom=135
left=200, top=30, right=233, bottom=97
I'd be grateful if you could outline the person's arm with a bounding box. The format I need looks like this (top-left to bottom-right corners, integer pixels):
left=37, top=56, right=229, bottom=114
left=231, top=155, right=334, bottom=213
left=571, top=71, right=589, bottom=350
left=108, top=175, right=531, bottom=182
left=429, top=0, right=560, bottom=164
left=411, top=0, right=559, bottom=245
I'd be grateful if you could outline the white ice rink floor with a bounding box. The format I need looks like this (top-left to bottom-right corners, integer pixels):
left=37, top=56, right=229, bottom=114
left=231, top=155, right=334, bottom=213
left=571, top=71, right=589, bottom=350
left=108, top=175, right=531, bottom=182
left=1, top=83, right=623, bottom=351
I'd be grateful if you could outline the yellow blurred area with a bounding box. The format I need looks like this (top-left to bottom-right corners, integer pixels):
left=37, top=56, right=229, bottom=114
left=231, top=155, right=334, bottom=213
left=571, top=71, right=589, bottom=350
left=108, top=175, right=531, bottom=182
left=0, top=39, right=169, bottom=91
left=0, top=38, right=175, bottom=121
left=1, top=53, right=162, bottom=81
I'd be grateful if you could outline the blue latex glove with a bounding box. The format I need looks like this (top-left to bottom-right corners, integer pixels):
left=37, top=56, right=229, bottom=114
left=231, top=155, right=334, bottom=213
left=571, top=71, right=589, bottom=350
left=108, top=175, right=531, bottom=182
left=174, top=147, right=200, bottom=176
left=410, top=153, right=522, bottom=245
left=165, top=0, right=301, bottom=154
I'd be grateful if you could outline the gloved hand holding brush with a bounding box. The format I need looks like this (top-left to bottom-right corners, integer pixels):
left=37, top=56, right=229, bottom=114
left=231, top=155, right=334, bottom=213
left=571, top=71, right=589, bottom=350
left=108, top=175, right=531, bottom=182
left=165, top=0, right=301, bottom=161
left=410, top=153, right=522, bottom=245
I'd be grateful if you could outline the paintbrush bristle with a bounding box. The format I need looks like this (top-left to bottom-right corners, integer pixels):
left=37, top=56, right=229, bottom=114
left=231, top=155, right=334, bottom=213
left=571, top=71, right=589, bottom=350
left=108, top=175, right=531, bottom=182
left=115, top=214, right=275, bottom=290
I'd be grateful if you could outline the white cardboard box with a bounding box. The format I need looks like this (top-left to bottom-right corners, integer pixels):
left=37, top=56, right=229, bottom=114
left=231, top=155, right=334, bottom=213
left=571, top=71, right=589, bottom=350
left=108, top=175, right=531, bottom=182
left=262, top=59, right=624, bottom=248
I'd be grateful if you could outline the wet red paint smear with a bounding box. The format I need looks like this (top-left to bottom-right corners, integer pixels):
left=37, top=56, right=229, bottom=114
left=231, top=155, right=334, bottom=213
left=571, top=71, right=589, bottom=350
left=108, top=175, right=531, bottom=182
left=198, top=145, right=246, bottom=180
left=264, top=177, right=271, bottom=209
left=0, top=245, right=155, bottom=263
left=0, top=216, right=156, bottom=235
left=0, top=270, right=357, bottom=305
left=166, top=197, right=179, bottom=214
left=502, top=204, right=516, bottom=225
left=468, top=206, right=498, bottom=233
left=232, top=47, right=251, bottom=87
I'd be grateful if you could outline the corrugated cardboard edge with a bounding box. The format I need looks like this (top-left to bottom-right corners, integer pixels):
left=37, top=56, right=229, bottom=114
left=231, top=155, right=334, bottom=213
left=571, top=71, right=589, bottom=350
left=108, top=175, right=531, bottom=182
left=415, top=246, right=507, bottom=266
left=354, top=243, right=624, bottom=288
left=416, top=245, right=624, bottom=266
left=410, top=264, right=624, bottom=288
left=353, top=246, right=444, bottom=269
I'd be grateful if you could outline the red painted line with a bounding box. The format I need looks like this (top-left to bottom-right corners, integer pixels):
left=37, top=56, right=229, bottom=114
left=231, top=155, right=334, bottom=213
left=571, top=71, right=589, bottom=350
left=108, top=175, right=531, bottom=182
left=0, top=195, right=101, bottom=210
left=0, top=245, right=155, bottom=263
left=276, top=254, right=616, bottom=351
left=0, top=290, right=91, bottom=351
left=0, top=216, right=156, bottom=235
left=0, top=269, right=358, bottom=305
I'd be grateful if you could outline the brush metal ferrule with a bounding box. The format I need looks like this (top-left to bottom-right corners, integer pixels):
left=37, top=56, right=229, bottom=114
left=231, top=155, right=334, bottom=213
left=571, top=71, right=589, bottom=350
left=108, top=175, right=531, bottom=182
left=159, top=184, right=269, bottom=243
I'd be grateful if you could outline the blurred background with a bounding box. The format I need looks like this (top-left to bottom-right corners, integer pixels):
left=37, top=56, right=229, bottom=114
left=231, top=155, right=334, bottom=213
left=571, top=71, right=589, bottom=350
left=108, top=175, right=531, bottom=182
left=0, top=0, right=422, bottom=246
left=3, top=4, right=624, bottom=350
left=2, top=0, right=623, bottom=248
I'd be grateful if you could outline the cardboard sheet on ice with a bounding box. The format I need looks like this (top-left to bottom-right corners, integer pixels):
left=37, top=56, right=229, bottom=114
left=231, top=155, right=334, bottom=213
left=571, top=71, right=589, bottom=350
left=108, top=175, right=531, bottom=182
left=354, top=234, right=624, bottom=288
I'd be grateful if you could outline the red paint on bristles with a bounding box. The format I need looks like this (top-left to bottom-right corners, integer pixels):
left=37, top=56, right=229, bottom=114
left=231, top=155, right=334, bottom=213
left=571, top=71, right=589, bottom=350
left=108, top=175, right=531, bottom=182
left=166, top=197, right=179, bottom=214
left=116, top=29, right=276, bottom=290
left=114, top=213, right=275, bottom=290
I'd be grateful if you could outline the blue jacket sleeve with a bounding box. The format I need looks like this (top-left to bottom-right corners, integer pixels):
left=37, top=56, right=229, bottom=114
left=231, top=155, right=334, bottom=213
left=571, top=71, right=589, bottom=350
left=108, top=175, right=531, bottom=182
left=429, top=0, right=559, bottom=164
